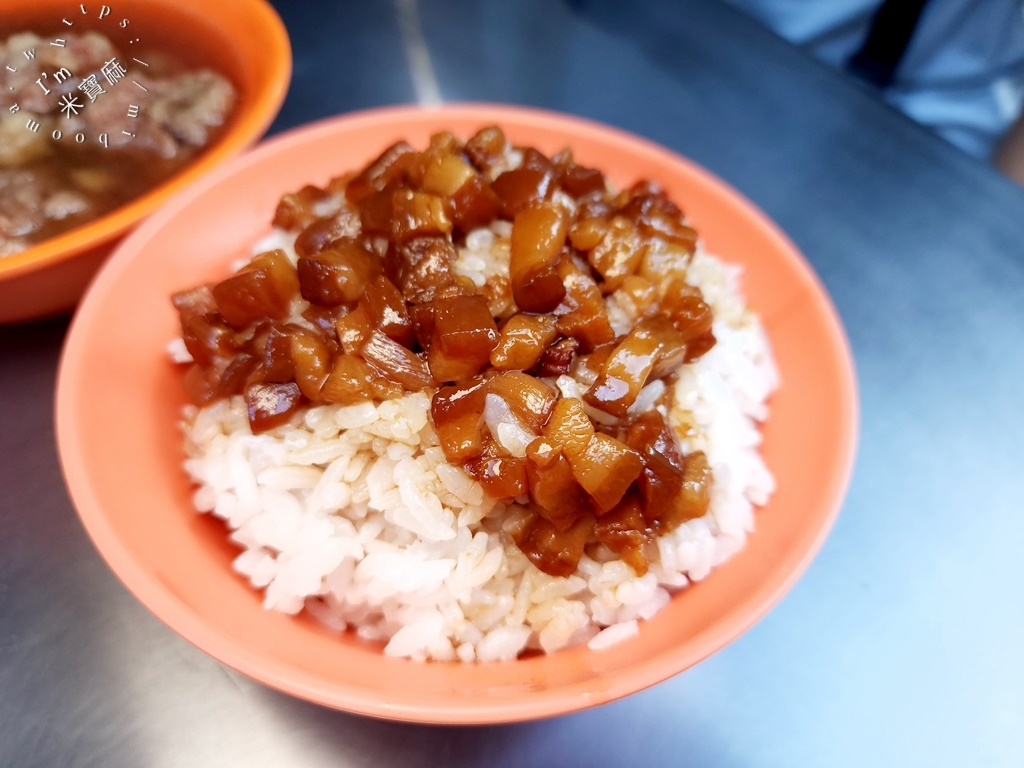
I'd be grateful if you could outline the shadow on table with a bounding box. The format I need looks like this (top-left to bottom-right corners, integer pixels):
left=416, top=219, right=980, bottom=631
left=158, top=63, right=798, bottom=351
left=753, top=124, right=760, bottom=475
left=252, top=672, right=745, bottom=768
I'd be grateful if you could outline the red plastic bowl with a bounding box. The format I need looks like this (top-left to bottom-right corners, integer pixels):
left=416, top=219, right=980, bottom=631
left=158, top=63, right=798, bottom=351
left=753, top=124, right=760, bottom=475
left=57, top=105, right=858, bottom=723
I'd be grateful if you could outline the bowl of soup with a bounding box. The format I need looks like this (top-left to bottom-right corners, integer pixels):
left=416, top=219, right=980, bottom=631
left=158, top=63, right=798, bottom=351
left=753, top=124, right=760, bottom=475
left=0, top=0, right=291, bottom=323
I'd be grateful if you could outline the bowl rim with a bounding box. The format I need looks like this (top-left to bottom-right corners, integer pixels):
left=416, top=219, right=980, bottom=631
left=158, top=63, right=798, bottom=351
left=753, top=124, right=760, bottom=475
left=0, top=0, right=292, bottom=282
left=57, top=102, right=859, bottom=723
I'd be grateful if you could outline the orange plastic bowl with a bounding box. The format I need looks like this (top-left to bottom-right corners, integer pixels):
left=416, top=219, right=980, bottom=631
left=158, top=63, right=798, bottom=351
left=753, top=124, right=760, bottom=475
left=0, top=0, right=290, bottom=323
left=57, top=105, right=858, bottom=724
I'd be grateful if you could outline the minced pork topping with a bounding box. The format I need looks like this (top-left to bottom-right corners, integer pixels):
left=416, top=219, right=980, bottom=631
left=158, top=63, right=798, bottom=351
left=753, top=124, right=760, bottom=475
left=172, top=127, right=719, bottom=578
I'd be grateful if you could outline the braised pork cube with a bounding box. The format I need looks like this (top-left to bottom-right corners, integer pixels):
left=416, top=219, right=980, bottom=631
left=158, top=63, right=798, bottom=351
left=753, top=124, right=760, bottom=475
left=245, top=381, right=304, bottom=434
left=489, top=313, right=559, bottom=371
left=289, top=326, right=333, bottom=399
left=396, top=236, right=459, bottom=304
left=623, top=411, right=685, bottom=524
left=363, top=275, right=415, bottom=348
left=419, top=149, right=475, bottom=198
left=466, top=440, right=529, bottom=499
left=660, top=279, right=713, bottom=341
left=335, top=304, right=373, bottom=356
left=584, top=317, right=686, bottom=417
left=431, top=378, right=488, bottom=461
left=213, top=249, right=299, bottom=328
left=356, top=189, right=396, bottom=236
left=638, top=241, right=693, bottom=284
left=215, top=353, right=260, bottom=398
left=619, top=275, right=659, bottom=319
left=533, top=337, right=579, bottom=378
left=481, top=273, right=516, bottom=320
left=360, top=330, right=433, bottom=390
left=587, top=216, right=644, bottom=291
left=541, top=397, right=594, bottom=458
left=272, top=184, right=330, bottom=231
left=367, top=373, right=404, bottom=401
left=171, top=283, right=217, bottom=318
left=594, top=493, right=650, bottom=575
left=492, top=165, right=555, bottom=218
left=510, top=509, right=595, bottom=578
left=565, top=433, right=644, bottom=513
left=568, top=216, right=609, bottom=252
left=408, top=302, right=436, bottom=349
left=621, top=187, right=698, bottom=251
left=644, top=317, right=689, bottom=380
left=246, top=323, right=291, bottom=383
left=583, top=330, right=659, bottom=418
left=421, top=152, right=501, bottom=232
left=485, top=371, right=557, bottom=434
left=449, top=176, right=503, bottom=232
left=293, top=209, right=361, bottom=257
left=297, top=238, right=379, bottom=306
left=525, top=451, right=592, bottom=531
left=684, top=330, right=717, bottom=362
left=525, top=435, right=559, bottom=469
left=390, top=189, right=453, bottom=242
left=182, top=364, right=218, bottom=406
left=574, top=342, right=616, bottom=380
left=177, top=312, right=236, bottom=369
left=301, top=305, right=344, bottom=355
left=554, top=258, right=615, bottom=351
left=172, top=285, right=236, bottom=366
left=562, top=165, right=607, bottom=199
left=427, top=295, right=499, bottom=382
left=344, top=141, right=415, bottom=204
left=553, top=149, right=608, bottom=199
left=321, top=353, right=378, bottom=405
left=656, top=451, right=712, bottom=534
left=509, top=203, right=568, bottom=313
left=463, top=126, right=508, bottom=175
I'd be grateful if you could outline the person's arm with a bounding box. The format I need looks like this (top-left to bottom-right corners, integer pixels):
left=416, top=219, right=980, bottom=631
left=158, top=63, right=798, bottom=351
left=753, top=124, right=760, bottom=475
left=994, top=112, right=1024, bottom=186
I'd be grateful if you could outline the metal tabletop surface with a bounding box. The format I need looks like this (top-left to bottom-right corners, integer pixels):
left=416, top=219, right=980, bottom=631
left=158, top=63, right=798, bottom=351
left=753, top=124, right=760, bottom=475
left=3, top=0, right=1023, bottom=765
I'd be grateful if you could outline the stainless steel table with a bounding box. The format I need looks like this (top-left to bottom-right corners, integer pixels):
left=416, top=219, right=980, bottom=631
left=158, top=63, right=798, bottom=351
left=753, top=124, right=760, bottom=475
left=3, top=0, right=1023, bottom=765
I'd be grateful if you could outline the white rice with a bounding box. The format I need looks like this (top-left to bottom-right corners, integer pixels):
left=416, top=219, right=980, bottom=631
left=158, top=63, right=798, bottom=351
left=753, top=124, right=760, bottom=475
left=179, top=221, right=777, bottom=662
